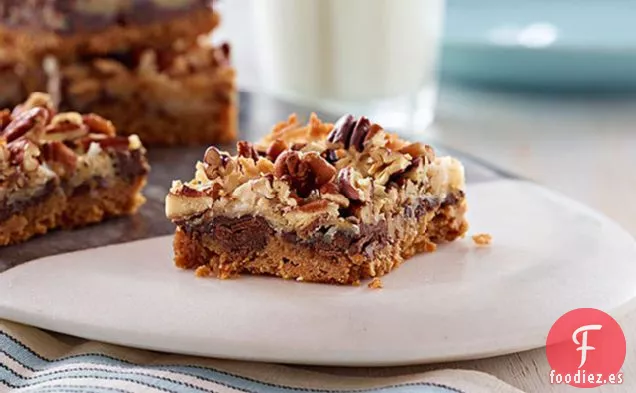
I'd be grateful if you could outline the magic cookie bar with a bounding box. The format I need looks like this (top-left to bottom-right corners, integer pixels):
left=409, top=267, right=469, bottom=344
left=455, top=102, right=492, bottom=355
left=0, top=0, right=218, bottom=60
left=0, top=93, right=149, bottom=246
left=166, top=114, right=468, bottom=285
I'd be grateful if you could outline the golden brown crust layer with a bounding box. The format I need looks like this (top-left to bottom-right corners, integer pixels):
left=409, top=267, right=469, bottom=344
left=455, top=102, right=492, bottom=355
left=0, top=9, right=219, bottom=61
left=0, top=176, right=146, bottom=246
left=173, top=195, right=468, bottom=285
left=0, top=187, right=65, bottom=246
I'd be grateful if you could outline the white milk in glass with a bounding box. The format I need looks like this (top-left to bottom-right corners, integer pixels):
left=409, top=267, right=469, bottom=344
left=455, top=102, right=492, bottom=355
left=253, top=0, right=444, bottom=132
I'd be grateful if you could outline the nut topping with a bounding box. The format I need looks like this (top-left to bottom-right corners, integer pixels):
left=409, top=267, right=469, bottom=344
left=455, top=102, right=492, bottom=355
left=304, top=152, right=337, bottom=186
left=265, top=139, right=288, bottom=161
left=41, top=141, right=78, bottom=174
left=203, top=146, right=223, bottom=167
left=2, top=107, right=49, bottom=143
left=326, top=114, right=379, bottom=152
left=237, top=141, right=258, bottom=160
left=349, top=116, right=371, bottom=152
left=7, top=138, right=41, bottom=172
left=337, top=167, right=372, bottom=202
left=82, top=114, right=116, bottom=137
left=44, top=112, right=89, bottom=142
left=274, top=150, right=336, bottom=198
left=327, top=114, right=355, bottom=149
left=399, top=142, right=435, bottom=163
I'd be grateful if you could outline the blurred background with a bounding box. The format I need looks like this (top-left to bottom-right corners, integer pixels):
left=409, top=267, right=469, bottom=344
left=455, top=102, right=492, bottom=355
left=215, top=0, right=636, bottom=235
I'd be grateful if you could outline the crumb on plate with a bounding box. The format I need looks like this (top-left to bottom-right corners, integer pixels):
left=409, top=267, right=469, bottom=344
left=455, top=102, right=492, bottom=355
left=472, top=233, right=492, bottom=246
left=368, top=277, right=384, bottom=289
left=195, top=265, right=212, bottom=277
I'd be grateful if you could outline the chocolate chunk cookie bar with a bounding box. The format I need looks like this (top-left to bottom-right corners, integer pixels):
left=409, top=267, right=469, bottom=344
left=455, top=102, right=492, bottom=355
left=0, top=93, right=149, bottom=246
left=166, top=114, right=468, bottom=285
left=0, top=0, right=218, bottom=60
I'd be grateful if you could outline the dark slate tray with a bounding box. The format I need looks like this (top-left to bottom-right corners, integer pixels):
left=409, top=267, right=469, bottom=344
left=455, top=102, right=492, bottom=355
left=0, top=92, right=513, bottom=270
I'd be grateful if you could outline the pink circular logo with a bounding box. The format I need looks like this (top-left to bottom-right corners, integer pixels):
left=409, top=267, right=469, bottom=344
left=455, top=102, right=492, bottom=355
left=546, top=308, right=626, bottom=388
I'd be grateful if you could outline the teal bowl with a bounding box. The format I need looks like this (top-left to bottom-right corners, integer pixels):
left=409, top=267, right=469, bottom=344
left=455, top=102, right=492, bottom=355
left=440, top=0, right=636, bottom=91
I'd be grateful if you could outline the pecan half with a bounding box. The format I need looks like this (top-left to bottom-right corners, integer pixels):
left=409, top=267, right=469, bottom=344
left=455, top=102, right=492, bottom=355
left=349, top=117, right=371, bottom=152
left=274, top=151, right=336, bottom=198
left=237, top=140, right=259, bottom=160
left=327, top=114, right=355, bottom=149
left=204, top=146, right=222, bottom=167
left=82, top=114, right=116, bottom=137
left=41, top=141, right=78, bottom=173
left=326, top=114, right=378, bottom=152
left=266, top=139, right=288, bottom=161
left=304, top=152, right=337, bottom=186
left=2, top=107, right=49, bottom=143
left=12, top=92, right=56, bottom=119
left=44, top=112, right=89, bottom=142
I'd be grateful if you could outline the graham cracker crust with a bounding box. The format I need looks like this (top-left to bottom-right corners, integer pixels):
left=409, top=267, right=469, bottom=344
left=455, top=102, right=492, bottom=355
left=0, top=177, right=146, bottom=246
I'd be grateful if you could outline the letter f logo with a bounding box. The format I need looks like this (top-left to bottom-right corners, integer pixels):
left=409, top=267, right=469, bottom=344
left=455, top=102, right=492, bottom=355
left=573, top=324, right=602, bottom=368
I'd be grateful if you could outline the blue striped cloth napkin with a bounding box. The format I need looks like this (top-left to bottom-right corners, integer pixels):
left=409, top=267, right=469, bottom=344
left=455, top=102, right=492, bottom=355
left=0, top=320, right=523, bottom=393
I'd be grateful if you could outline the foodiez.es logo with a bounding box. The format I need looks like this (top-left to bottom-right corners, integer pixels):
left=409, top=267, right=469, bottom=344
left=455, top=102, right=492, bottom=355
left=546, top=308, right=626, bottom=388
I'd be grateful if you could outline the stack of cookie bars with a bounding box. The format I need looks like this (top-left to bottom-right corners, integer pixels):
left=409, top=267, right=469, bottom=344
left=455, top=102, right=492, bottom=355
left=0, top=0, right=236, bottom=145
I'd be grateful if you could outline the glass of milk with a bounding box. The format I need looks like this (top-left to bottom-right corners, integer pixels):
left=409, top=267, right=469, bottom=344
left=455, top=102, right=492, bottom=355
left=252, top=0, right=445, bottom=133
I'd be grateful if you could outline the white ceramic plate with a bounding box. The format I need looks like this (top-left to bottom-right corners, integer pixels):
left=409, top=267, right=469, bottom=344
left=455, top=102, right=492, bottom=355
left=1, top=180, right=635, bottom=366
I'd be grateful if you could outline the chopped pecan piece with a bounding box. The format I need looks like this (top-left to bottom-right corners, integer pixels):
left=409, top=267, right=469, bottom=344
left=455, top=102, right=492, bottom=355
left=297, top=199, right=329, bottom=213
left=266, top=139, right=288, bottom=161
left=327, top=114, right=378, bottom=152
left=274, top=151, right=336, bottom=198
left=82, top=114, right=116, bottom=137
left=337, top=167, right=372, bottom=202
left=237, top=141, right=259, bottom=160
left=44, top=112, right=89, bottom=142
left=7, top=138, right=41, bottom=172
left=41, top=141, right=78, bottom=174
left=204, top=146, right=223, bottom=167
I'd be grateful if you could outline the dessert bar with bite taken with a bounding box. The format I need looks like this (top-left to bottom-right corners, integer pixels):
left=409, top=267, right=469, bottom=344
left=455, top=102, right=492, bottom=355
left=0, top=93, right=149, bottom=246
left=166, top=114, right=468, bottom=285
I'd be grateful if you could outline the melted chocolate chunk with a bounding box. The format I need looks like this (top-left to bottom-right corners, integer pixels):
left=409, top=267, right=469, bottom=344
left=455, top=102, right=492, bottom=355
left=0, top=179, right=57, bottom=223
left=113, top=149, right=149, bottom=181
left=175, top=192, right=463, bottom=261
left=180, top=215, right=273, bottom=259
